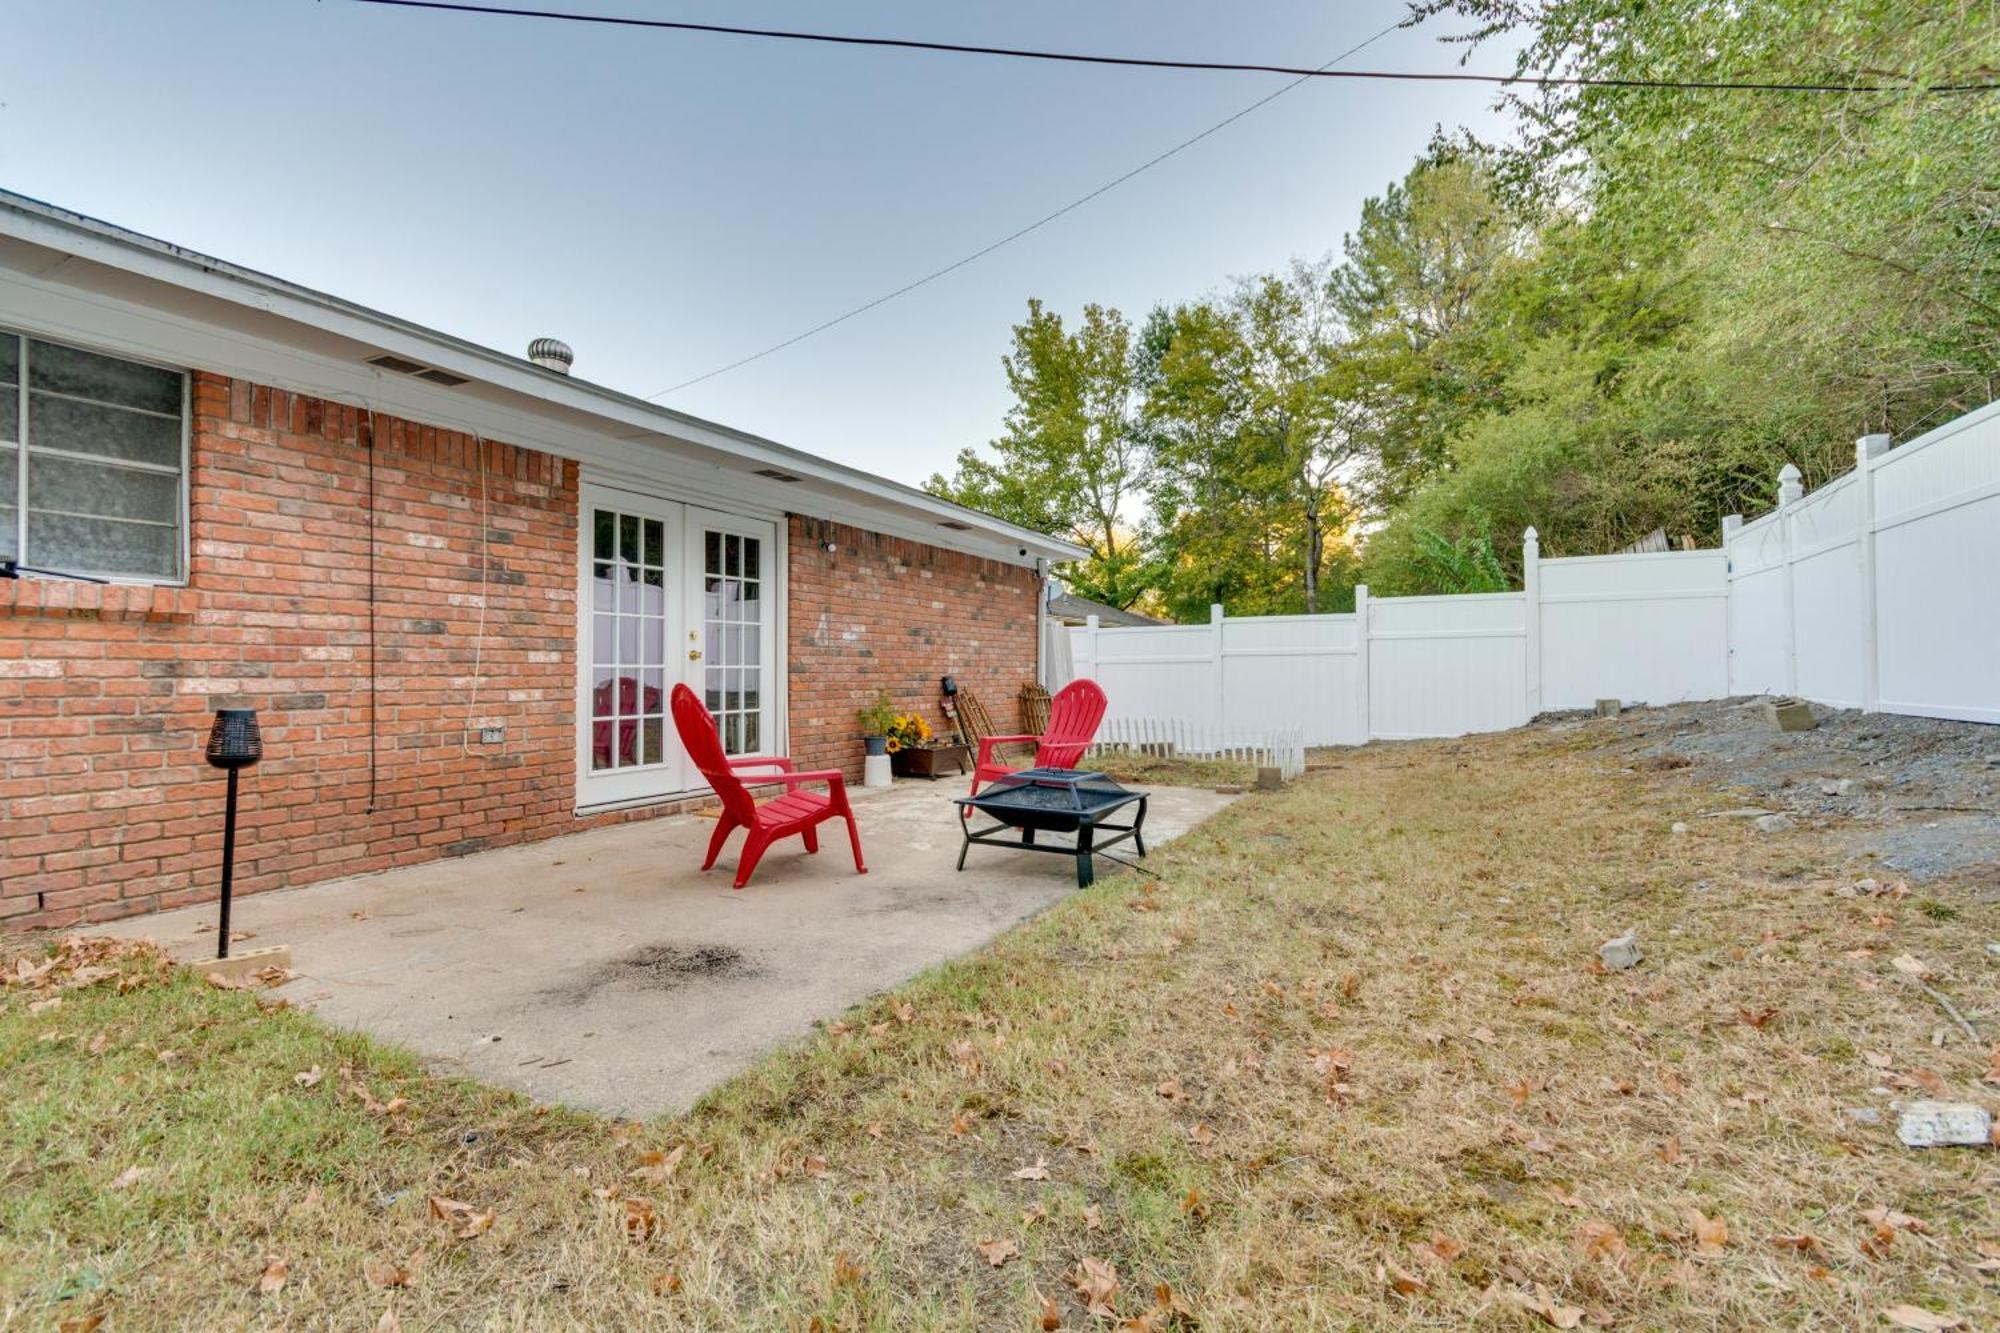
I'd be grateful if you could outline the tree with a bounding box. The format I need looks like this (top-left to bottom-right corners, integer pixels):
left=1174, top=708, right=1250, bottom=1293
left=926, top=300, right=1150, bottom=607
left=1145, top=261, right=1362, bottom=616
left=1331, top=151, right=1525, bottom=511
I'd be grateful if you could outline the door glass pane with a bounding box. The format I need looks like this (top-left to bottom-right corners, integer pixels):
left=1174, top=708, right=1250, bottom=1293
left=743, top=712, right=759, bottom=754
left=705, top=531, right=721, bottom=576
left=741, top=538, right=759, bottom=581
left=588, top=505, right=670, bottom=773
left=0, top=334, right=17, bottom=385
left=0, top=393, right=16, bottom=444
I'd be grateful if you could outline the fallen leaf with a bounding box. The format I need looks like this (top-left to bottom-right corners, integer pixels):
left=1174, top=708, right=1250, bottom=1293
left=110, top=1165, right=152, bottom=1190
left=1035, top=1287, right=1062, bottom=1330
left=1181, top=1188, right=1210, bottom=1221
left=255, top=1255, right=288, bottom=1295
left=1771, top=1234, right=1821, bottom=1253
left=429, top=1196, right=496, bottom=1239
left=293, top=1066, right=324, bottom=1088
left=949, top=1109, right=974, bottom=1137
left=651, top=1270, right=683, bottom=1295
left=802, top=1154, right=829, bottom=1178
left=1379, top=1258, right=1425, bottom=1296
left=1657, top=1136, right=1682, bottom=1165
left=1880, top=1306, right=1964, bottom=1331
left=1862, top=1205, right=1928, bottom=1234
left=1071, top=1255, right=1119, bottom=1317
left=1688, top=1209, right=1729, bottom=1255
left=1518, top=1284, right=1585, bottom=1328
left=1155, top=1077, right=1185, bottom=1101
left=1468, top=1025, right=1498, bottom=1045
left=1414, top=1231, right=1464, bottom=1264
left=1083, top=1203, right=1103, bottom=1230
left=832, top=1251, right=864, bottom=1287
left=976, top=1238, right=1020, bottom=1268
left=1890, top=954, right=1933, bottom=980
left=364, top=1251, right=423, bottom=1289
left=1577, top=1219, right=1627, bottom=1263
left=57, top=1316, right=105, bottom=1333
left=1186, top=1122, right=1214, bottom=1147
left=1546, top=1185, right=1586, bottom=1209
left=630, top=1145, right=686, bottom=1184
left=1012, top=1157, right=1051, bottom=1181
left=622, top=1197, right=658, bottom=1243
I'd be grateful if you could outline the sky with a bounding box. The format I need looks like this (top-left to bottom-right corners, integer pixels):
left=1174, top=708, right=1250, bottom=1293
left=0, top=0, right=1520, bottom=488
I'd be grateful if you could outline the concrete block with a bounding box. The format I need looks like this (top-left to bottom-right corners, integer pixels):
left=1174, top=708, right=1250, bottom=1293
left=1254, top=766, right=1283, bottom=791
left=1595, top=698, right=1621, bottom=717
left=1895, top=1101, right=1992, bottom=1148
left=193, top=944, right=292, bottom=988
left=1766, top=697, right=1818, bottom=732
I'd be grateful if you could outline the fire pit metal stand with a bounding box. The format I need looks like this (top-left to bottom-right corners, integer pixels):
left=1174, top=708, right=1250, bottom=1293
left=952, top=767, right=1148, bottom=888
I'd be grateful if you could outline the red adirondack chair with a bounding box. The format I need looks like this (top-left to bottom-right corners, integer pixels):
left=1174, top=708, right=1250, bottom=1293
left=670, top=684, right=866, bottom=889
left=967, top=677, right=1109, bottom=799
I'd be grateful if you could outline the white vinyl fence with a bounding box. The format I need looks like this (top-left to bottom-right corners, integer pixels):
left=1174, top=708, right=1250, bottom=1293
left=1064, top=398, right=2000, bottom=743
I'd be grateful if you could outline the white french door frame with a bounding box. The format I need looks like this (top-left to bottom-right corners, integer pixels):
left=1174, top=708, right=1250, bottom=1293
left=574, top=479, right=788, bottom=814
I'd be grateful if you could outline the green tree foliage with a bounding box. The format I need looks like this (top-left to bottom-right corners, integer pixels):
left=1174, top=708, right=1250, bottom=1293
left=926, top=300, right=1151, bottom=607
left=933, top=1, right=1997, bottom=614
left=1145, top=261, right=1362, bottom=616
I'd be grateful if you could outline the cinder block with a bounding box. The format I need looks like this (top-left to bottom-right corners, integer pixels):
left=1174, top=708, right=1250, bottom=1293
left=1595, top=698, right=1621, bottom=717
left=192, top=943, right=292, bottom=988
left=1766, top=697, right=1818, bottom=732
left=1255, top=766, right=1283, bottom=791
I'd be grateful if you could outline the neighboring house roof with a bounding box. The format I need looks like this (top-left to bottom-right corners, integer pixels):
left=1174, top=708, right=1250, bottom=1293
left=1047, top=592, right=1163, bottom=627
left=0, top=190, right=1087, bottom=569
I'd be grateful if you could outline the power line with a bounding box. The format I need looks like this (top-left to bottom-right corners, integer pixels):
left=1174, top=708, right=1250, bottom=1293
left=348, top=0, right=2000, bottom=94
left=642, top=19, right=1407, bottom=398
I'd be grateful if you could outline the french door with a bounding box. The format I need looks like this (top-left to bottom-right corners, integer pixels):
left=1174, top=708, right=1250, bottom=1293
left=575, top=484, right=777, bottom=810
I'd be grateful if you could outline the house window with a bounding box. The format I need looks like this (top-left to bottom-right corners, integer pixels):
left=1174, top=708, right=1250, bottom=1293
left=0, top=329, right=188, bottom=582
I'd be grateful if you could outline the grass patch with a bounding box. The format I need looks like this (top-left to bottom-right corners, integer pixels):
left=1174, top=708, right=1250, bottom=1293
left=1085, top=749, right=1257, bottom=789
left=5, top=727, right=1998, bottom=1329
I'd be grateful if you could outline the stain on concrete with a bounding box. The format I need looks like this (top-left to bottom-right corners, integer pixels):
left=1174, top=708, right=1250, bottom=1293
left=552, top=942, right=760, bottom=1003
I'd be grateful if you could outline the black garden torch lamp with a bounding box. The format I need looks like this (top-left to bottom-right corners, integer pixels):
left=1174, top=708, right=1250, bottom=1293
left=204, top=708, right=263, bottom=960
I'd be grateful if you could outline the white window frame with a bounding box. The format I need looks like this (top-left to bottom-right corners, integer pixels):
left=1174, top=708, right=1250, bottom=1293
left=2, top=326, right=191, bottom=586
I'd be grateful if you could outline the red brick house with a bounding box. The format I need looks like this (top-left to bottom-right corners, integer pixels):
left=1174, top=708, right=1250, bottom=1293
left=0, top=193, right=1084, bottom=929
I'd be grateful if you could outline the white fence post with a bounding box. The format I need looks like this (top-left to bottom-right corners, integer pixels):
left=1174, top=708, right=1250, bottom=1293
left=1353, top=583, right=1372, bottom=743
left=1720, top=513, right=1742, bottom=693
left=1209, top=602, right=1226, bottom=738
left=1777, top=463, right=1804, bottom=695
left=1522, top=526, right=1542, bottom=721
left=1854, top=433, right=1890, bottom=712
left=1085, top=613, right=1100, bottom=685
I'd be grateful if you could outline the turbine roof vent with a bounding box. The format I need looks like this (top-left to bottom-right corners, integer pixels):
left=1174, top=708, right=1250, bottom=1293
left=527, top=337, right=574, bottom=375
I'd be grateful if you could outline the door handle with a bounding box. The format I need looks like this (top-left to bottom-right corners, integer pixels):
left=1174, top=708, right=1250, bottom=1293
left=688, top=649, right=702, bottom=661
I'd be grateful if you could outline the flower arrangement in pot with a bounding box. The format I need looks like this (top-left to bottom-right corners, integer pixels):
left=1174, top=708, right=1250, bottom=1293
left=887, top=709, right=971, bottom=779
left=857, top=689, right=897, bottom=758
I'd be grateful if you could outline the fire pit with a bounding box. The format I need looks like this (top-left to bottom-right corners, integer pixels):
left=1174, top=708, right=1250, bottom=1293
left=952, top=768, right=1148, bottom=888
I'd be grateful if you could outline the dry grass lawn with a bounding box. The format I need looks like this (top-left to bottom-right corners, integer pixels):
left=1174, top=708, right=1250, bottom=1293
left=4, top=721, right=1998, bottom=1330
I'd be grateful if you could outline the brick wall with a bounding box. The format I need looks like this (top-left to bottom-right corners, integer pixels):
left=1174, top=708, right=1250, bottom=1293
left=0, top=375, right=1044, bottom=929
left=787, top=515, right=1040, bottom=779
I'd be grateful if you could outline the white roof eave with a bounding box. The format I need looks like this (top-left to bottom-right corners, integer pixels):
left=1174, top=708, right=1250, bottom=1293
left=0, top=191, right=1089, bottom=567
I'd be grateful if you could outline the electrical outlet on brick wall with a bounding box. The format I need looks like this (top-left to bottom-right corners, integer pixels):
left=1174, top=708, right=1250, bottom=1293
left=479, top=726, right=505, bottom=745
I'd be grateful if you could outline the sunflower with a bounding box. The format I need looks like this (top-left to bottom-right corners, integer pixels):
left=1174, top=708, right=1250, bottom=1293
left=884, top=737, right=902, bottom=754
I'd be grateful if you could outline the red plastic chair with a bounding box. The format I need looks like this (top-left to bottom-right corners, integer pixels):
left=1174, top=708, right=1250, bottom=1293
left=968, top=678, right=1109, bottom=799
left=670, top=684, right=866, bottom=889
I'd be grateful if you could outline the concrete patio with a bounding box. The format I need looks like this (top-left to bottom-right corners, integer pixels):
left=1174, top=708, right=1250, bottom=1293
left=101, top=780, right=1233, bottom=1118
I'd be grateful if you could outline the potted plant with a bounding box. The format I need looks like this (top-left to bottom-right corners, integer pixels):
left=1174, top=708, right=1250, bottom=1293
left=857, top=690, right=897, bottom=758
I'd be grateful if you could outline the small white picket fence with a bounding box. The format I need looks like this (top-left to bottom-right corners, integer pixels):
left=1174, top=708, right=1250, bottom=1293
left=1086, top=716, right=1307, bottom=781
